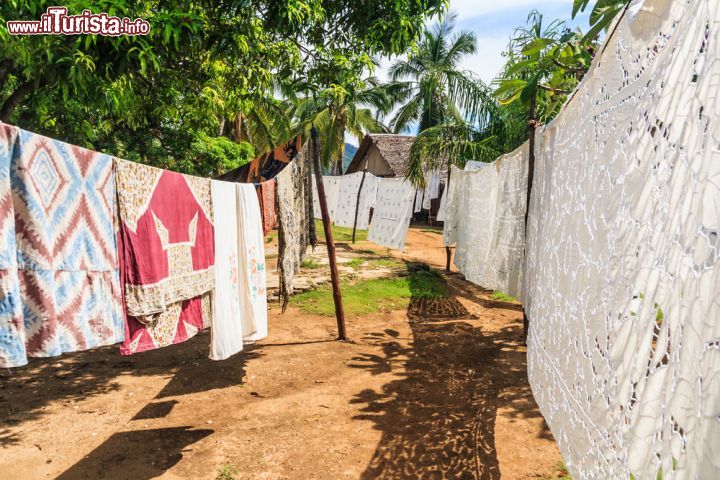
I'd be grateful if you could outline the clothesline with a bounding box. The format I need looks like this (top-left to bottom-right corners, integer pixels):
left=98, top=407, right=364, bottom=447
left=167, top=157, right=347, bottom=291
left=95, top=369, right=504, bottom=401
left=0, top=123, right=278, bottom=367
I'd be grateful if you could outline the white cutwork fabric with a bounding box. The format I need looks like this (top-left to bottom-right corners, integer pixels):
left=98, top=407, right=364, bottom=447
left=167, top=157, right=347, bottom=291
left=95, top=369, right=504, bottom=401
left=332, top=172, right=379, bottom=230
left=522, top=2, right=720, bottom=479
left=448, top=166, right=500, bottom=285
left=464, top=160, right=487, bottom=171
left=368, top=178, right=415, bottom=250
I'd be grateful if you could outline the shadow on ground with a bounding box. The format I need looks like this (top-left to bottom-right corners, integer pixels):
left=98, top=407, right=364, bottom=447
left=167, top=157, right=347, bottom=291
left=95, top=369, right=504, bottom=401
left=0, top=331, right=262, bottom=475
left=350, top=266, right=550, bottom=480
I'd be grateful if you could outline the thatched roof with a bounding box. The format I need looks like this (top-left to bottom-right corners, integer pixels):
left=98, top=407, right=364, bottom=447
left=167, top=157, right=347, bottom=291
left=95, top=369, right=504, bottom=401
left=346, top=134, right=415, bottom=176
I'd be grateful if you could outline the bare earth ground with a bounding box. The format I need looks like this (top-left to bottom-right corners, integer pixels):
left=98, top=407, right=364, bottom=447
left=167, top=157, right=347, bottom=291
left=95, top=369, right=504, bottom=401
left=0, top=226, right=563, bottom=480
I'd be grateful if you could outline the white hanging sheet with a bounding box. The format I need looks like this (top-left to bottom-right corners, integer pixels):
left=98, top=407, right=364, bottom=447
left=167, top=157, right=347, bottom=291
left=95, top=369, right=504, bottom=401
left=210, top=180, right=244, bottom=360
left=368, top=178, right=415, bottom=250
left=236, top=184, right=268, bottom=342
left=332, top=172, right=379, bottom=230
left=522, top=2, right=720, bottom=479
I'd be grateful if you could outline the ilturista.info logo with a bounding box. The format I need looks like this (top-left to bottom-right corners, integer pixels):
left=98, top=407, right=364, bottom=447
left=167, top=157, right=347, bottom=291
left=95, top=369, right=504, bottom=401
left=6, top=7, right=150, bottom=36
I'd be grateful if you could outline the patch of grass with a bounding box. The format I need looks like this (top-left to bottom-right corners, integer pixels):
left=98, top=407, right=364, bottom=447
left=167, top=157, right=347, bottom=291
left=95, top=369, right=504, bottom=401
left=217, top=465, right=239, bottom=480
left=264, top=231, right=277, bottom=243
left=368, top=257, right=405, bottom=269
left=344, top=258, right=365, bottom=269
left=301, top=258, right=323, bottom=269
left=315, top=220, right=367, bottom=242
left=421, top=228, right=442, bottom=235
left=292, top=269, right=446, bottom=316
left=490, top=291, right=517, bottom=303
left=544, top=462, right=571, bottom=480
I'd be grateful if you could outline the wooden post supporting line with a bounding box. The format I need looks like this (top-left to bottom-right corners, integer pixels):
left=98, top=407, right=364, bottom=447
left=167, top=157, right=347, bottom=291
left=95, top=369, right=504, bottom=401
left=351, top=166, right=368, bottom=244
left=310, top=127, right=347, bottom=341
left=445, top=162, right=452, bottom=272
left=522, top=95, right=538, bottom=344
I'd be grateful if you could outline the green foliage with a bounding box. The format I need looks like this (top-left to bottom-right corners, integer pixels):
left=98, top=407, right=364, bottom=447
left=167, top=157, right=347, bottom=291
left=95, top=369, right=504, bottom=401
left=189, top=132, right=254, bottom=176
left=494, top=11, right=596, bottom=123
left=1, top=0, right=445, bottom=175
left=573, top=0, right=631, bottom=40
left=387, top=13, right=490, bottom=134
left=292, top=269, right=447, bottom=316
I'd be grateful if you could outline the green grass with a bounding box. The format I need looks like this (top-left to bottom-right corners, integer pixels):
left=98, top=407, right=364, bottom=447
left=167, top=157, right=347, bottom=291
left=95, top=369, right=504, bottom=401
left=217, top=466, right=239, bottom=480
left=292, top=269, right=446, bottom=316
left=544, top=462, right=571, bottom=480
left=315, top=220, right=367, bottom=242
left=301, top=258, right=323, bottom=269
left=368, top=257, right=406, bottom=269
left=344, top=258, right=365, bottom=269
left=490, top=291, right=517, bottom=303
left=421, top=228, right=443, bottom=235
left=264, top=231, right=277, bottom=244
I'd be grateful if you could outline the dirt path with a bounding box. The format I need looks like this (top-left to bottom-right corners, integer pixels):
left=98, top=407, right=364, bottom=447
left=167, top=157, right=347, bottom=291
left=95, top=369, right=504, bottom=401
left=0, top=227, right=563, bottom=480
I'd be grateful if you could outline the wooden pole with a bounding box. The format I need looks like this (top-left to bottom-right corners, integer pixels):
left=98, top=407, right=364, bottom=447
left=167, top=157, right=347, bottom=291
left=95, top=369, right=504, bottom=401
left=522, top=95, right=538, bottom=344
left=445, top=162, right=452, bottom=272
left=310, top=126, right=347, bottom=340
left=351, top=166, right=368, bottom=244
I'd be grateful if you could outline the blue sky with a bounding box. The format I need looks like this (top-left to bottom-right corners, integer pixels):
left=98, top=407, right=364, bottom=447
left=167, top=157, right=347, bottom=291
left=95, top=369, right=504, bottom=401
left=347, top=0, right=590, bottom=145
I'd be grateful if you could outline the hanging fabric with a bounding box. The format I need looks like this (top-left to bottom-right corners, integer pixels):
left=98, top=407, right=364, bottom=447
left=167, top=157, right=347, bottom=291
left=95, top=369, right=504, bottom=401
left=422, top=169, right=441, bottom=210
left=255, top=179, right=277, bottom=236
left=522, top=3, right=720, bottom=478
left=444, top=150, right=527, bottom=297
left=276, top=143, right=314, bottom=304
left=312, top=176, right=341, bottom=221
left=451, top=165, right=499, bottom=284
left=210, top=180, right=244, bottom=360
left=413, top=188, right=423, bottom=213
left=236, top=183, right=267, bottom=341
left=332, top=172, right=379, bottom=230
left=368, top=178, right=415, bottom=250
left=115, top=159, right=214, bottom=354
left=0, top=124, right=125, bottom=367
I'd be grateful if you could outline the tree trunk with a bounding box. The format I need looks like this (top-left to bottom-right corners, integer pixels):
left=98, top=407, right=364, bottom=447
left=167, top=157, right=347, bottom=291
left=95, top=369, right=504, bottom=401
left=234, top=112, right=244, bottom=143
left=0, top=80, right=37, bottom=123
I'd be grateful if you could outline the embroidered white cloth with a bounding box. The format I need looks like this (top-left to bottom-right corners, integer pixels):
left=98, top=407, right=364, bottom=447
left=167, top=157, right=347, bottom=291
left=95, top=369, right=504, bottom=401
left=368, top=178, right=415, bottom=250
left=332, top=172, right=379, bottom=230
left=312, top=176, right=341, bottom=221
left=464, top=160, right=486, bottom=171
left=209, top=180, right=244, bottom=360
left=236, top=184, right=267, bottom=342
left=450, top=166, right=499, bottom=285
left=523, top=2, right=720, bottom=479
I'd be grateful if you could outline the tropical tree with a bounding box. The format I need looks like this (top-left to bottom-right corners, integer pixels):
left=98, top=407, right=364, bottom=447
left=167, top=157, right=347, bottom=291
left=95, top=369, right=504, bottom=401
left=494, top=11, right=595, bottom=124
left=292, top=72, right=390, bottom=173
left=386, top=13, right=490, bottom=134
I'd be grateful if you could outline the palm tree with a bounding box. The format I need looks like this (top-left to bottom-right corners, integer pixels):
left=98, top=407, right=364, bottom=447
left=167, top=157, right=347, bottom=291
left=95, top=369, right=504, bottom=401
left=292, top=75, right=390, bottom=174
left=386, top=13, right=490, bottom=135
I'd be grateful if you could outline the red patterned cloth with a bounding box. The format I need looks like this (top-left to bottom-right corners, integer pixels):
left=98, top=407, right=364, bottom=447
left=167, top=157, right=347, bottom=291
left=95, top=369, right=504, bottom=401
left=115, top=159, right=214, bottom=354
left=257, top=179, right=277, bottom=236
